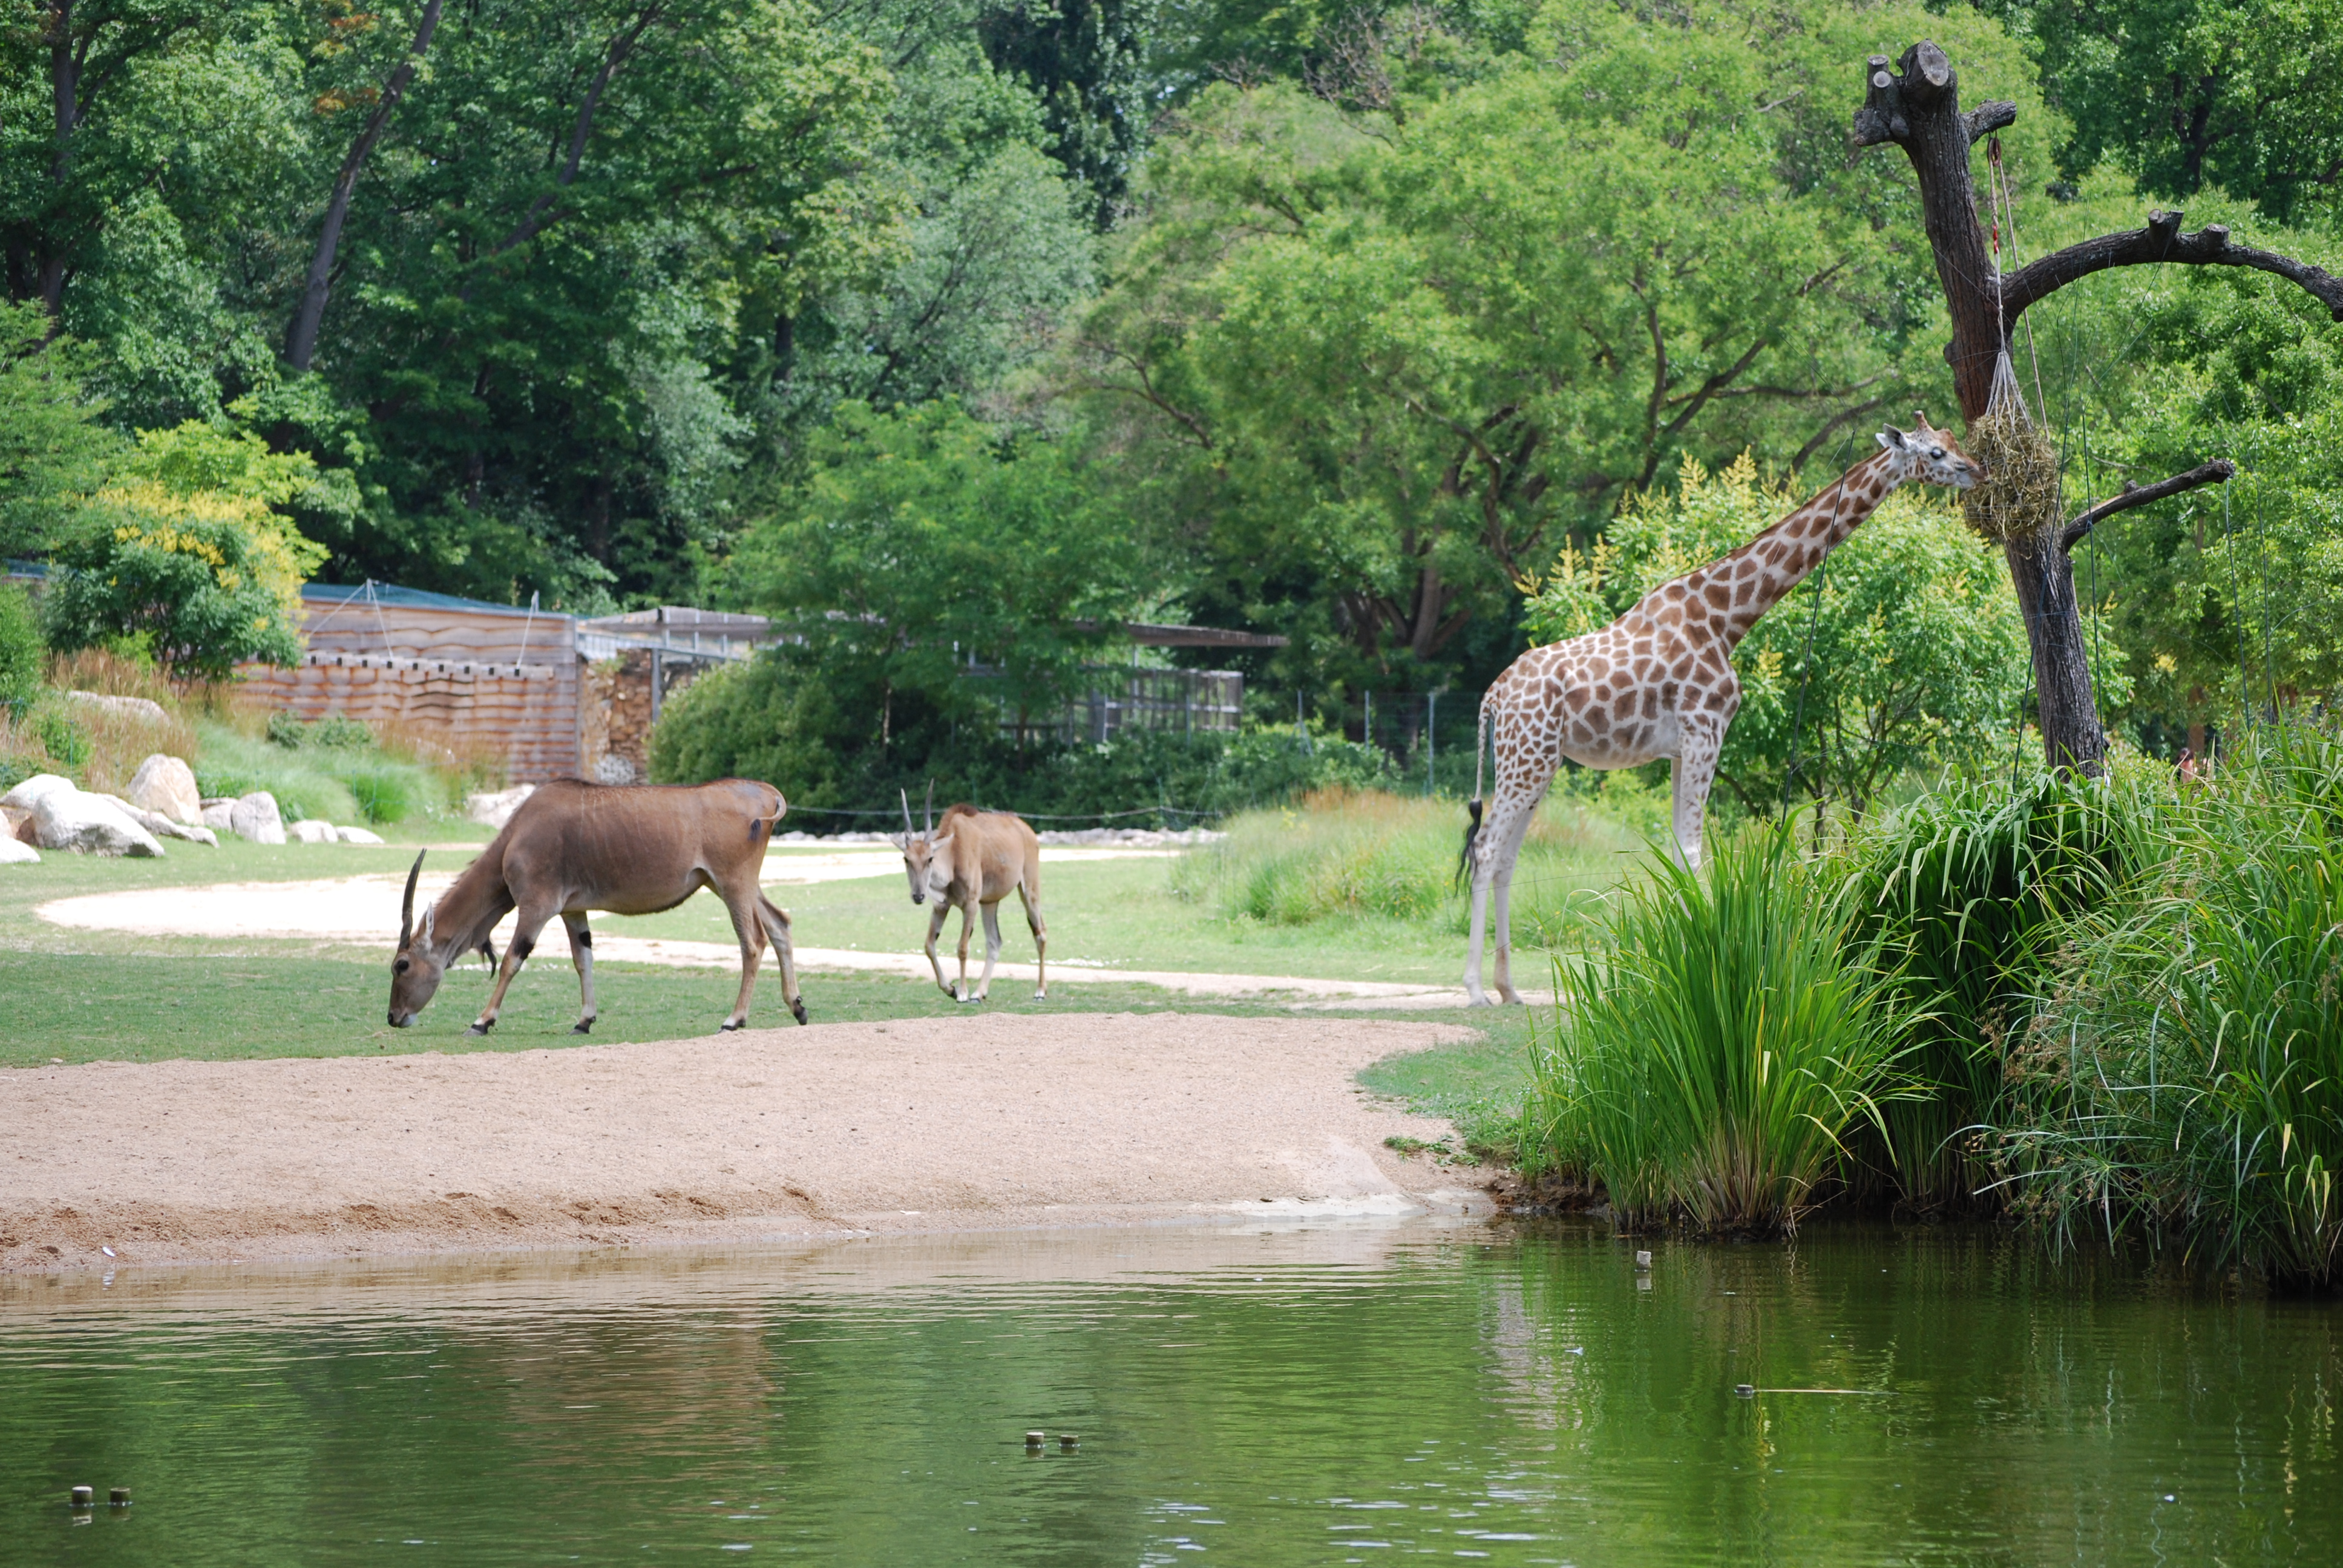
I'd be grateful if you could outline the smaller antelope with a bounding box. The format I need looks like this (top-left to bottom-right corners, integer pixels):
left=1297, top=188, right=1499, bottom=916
left=387, top=777, right=808, bottom=1034
left=897, top=783, right=1047, bottom=1003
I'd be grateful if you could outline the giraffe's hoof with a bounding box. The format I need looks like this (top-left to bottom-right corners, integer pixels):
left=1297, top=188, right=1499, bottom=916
left=571, top=1020, right=593, bottom=1035
left=1465, top=995, right=1494, bottom=1009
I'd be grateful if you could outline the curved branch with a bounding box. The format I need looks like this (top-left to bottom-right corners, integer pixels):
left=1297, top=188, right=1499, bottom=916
left=2059, top=459, right=2235, bottom=554
left=2004, top=211, right=2343, bottom=329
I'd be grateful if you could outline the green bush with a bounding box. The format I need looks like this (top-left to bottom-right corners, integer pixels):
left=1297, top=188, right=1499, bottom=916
left=0, top=582, right=41, bottom=720
left=267, top=709, right=373, bottom=750
left=33, top=706, right=90, bottom=771
left=1518, top=825, right=1919, bottom=1235
left=344, top=767, right=418, bottom=825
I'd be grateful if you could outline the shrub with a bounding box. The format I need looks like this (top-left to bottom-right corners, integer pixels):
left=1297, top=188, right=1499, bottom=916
left=344, top=767, right=418, bottom=825
left=0, top=582, right=40, bottom=720
left=1518, top=825, right=1919, bottom=1235
left=41, top=482, right=324, bottom=681
left=33, top=705, right=90, bottom=771
left=267, top=709, right=373, bottom=750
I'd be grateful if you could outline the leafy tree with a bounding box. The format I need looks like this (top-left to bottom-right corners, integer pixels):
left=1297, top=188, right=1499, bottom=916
left=0, top=580, right=40, bottom=717
left=977, top=0, right=1156, bottom=223
left=1988, top=0, right=2343, bottom=229
left=42, top=481, right=326, bottom=680
left=0, top=300, right=117, bottom=555
left=1520, top=454, right=2033, bottom=815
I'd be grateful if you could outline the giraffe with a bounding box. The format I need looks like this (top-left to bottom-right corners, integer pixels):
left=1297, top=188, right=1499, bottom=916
left=1461, top=414, right=1981, bottom=1005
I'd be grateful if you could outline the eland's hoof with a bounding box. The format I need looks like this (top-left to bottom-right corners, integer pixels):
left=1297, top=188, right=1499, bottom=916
left=790, top=1001, right=809, bottom=1026
left=1033, top=990, right=1047, bottom=1001
left=719, top=1019, right=745, bottom=1033
left=571, top=1020, right=593, bottom=1035
left=467, top=1022, right=493, bottom=1036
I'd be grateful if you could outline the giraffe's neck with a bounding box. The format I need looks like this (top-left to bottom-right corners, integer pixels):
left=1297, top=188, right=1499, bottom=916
left=1688, top=451, right=1900, bottom=649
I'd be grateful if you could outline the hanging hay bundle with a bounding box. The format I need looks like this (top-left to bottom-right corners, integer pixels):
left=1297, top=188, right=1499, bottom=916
left=1961, top=353, right=2061, bottom=543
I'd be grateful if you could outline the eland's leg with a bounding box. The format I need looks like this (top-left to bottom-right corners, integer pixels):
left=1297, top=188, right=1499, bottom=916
left=1017, top=879, right=1046, bottom=999
left=974, top=900, right=1004, bottom=1002
left=954, top=903, right=976, bottom=1004
left=562, top=911, right=596, bottom=1034
left=473, top=903, right=556, bottom=1034
left=715, top=884, right=767, bottom=1031
left=757, top=895, right=808, bottom=1025
left=924, top=904, right=952, bottom=996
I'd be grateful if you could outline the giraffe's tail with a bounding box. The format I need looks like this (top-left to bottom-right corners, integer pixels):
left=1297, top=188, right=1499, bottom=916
left=1457, top=694, right=1491, bottom=889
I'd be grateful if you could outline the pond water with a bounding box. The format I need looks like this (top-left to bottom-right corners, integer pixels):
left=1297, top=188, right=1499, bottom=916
left=3, top=1218, right=2338, bottom=1565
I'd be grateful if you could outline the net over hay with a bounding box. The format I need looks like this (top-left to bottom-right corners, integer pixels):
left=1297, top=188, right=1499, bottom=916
left=1961, top=356, right=2060, bottom=544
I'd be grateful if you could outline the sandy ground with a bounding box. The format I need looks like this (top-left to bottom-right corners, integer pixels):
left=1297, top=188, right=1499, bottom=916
left=36, top=871, right=1473, bottom=1003
left=0, top=1013, right=1493, bottom=1275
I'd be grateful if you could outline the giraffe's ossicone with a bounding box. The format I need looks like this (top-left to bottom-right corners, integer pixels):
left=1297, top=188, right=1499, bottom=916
left=1461, top=416, right=1982, bottom=1005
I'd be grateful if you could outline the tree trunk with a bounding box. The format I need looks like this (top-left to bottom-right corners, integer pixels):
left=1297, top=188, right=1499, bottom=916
left=284, top=0, right=444, bottom=373
left=1854, top=43, right=2105, bottom=773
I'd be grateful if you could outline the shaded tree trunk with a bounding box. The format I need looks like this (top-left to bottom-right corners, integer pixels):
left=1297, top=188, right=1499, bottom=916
left=284, top=0, right=444, bottom=373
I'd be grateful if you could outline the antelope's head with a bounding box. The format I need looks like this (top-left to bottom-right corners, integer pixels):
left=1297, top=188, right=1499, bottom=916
left=388, top=851, right=447, bottom=1027
left=1876, top=411, right=1981, bottom=490
left=897, top=783, right=955, bottom=905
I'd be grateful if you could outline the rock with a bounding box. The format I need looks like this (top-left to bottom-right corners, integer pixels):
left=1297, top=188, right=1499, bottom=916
left=10, top=811, right=33, bottom=846
left=465, top=783, right=534, bottom=828
left=337, top=825, right=385, bottom=845
left=287, top=818, right=338, bottom=844
left=32, top=790, right=165, bottom=857
left=229, top=791, right=286, bottom=845
left=0, top=834, right=37, bottom=864
left=64, top=690, right=171, bottom=724
left=1, top=773, right=77, bottom=812
left=94, top=793, right=218, bottom=846
left=199, top=799, right=236, bottom=832
left=127, top=754, right=202, bottom=823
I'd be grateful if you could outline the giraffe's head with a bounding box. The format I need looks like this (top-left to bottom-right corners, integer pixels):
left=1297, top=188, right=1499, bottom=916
left=1875, top=412, right=1981, bottom=490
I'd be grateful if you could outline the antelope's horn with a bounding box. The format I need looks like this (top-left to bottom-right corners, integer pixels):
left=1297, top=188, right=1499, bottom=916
left=900, top=788, right=916, bottom=841
left=923, top=779, right=934, bottom=835
left=399, top=850, right=425, bottom=949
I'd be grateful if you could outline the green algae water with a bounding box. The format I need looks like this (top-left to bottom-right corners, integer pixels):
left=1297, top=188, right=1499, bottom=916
left=2, top=1218, right=2338, bottom=1565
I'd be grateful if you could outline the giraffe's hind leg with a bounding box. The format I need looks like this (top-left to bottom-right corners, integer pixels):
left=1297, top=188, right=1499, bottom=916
left=1670, top=712, right=1728, bottom=871
left=1465, top=779, right=1546, bottom=1006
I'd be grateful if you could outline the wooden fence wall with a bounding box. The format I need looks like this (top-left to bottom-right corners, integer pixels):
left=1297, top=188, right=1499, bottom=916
left=236, top=596, right=581, bottom=783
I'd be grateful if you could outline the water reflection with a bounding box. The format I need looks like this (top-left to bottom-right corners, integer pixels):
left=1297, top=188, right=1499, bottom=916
left=2, top=1220, right=2336, bottom=1564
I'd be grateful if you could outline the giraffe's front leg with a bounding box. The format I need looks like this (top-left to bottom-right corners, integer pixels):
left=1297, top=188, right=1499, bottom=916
left=1670, top=714, right=1728, bottom=871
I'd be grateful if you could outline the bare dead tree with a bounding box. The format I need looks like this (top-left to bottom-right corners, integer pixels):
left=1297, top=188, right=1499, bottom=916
left=1853, top=42, right=2343, bottom=773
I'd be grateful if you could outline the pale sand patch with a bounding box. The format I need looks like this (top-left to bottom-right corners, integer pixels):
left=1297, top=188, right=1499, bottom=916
left=35, top=873, right=1467, bottom=1002
left=0, top=1013, right=1492, bottom=1273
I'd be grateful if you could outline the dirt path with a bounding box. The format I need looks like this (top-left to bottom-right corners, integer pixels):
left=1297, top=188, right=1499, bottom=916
left=35, top=874, right=1473, bottom=1004
left=0, top=1013, right=1493, bottom=1273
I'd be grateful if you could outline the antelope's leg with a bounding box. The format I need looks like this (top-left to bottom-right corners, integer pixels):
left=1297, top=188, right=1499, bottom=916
left=757, top=895, right=807, bottom=1025
left=718, top=884, right=765, bottom=1031
left=974, top=900, right=1003, bottom=1002
left=924, top=904, right=952, bottom=996
left=954, top=902, right=975, bottom=1004
left=1017, top=879, right=1046, bottom=999
left=472, top=904, right=555, bottom=1034
left=562, top=912, right=596, bottom=1034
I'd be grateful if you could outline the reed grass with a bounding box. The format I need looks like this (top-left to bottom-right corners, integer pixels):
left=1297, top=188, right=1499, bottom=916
left=1991, top=728, right=2343, bottom=1287
left=1518, top=825, right=1921, bottom=1235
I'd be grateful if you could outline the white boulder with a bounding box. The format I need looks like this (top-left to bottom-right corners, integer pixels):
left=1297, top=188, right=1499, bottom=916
left=32, top=790, right=165, bottom=857
left=337, top=825, right=385, bottom=845
left=64, top=690, right=171, bottom=724
left=465, top=783, right=534, bottom=828
left=229, top=791, right=286, bottom=845
left=287, top=818, right=339, bottom=844
left=2, top=773, right=77, bottom=812
left=128, top=754, right=203, bottom=823
left=94, top=792, right=218, bottom=846
left=0, top=835, right=37, bottom=864
left=200, top=797, right=236, bottom=831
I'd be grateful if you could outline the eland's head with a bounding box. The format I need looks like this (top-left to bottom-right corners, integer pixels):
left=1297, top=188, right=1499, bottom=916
left=897, top=782, right=955, bottom=905
left=387, top=851, right=446, bottom=1027
left=1876, top=411, right=1981, bottom=490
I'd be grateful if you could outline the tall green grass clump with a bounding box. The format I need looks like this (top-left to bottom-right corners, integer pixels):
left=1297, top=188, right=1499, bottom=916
left=1994, top=730, right=2343, bottom=1287
left=1844, top=769, right=2151, bottom=1207
left=1518, top=826, right=1919, bottom=1234
left=1171, top=786, right=1638, bottom=943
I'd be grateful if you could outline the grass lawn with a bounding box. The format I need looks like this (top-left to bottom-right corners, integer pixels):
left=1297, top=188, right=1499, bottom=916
left=0, top=806, right=1572, bottom=1146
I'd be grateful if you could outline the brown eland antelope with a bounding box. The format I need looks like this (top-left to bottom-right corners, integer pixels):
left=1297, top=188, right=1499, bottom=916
left=897, top=784, right=1046, bottom=1003
left=387, top=777, right=808, bottom=1034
